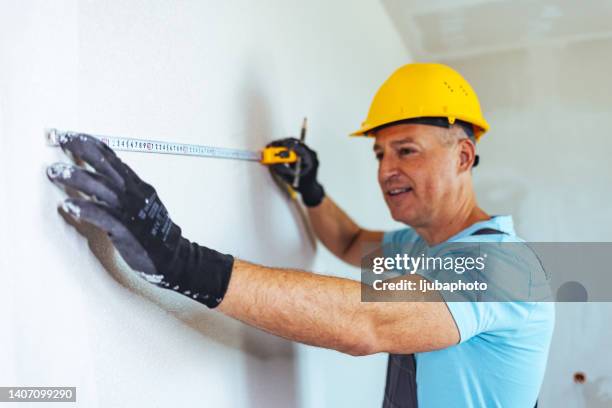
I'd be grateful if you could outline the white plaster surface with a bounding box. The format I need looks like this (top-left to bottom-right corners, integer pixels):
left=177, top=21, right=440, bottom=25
left=0, top=1, right=409, bottom=406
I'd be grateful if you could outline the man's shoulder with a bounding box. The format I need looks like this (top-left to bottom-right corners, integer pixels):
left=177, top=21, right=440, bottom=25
left=383, top=227, right=420, bottom=246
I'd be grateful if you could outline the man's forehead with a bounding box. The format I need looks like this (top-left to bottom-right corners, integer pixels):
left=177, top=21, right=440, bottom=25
left=373, top=136, right=417, bottom=151
left=372, top=124, right=437, bottom=149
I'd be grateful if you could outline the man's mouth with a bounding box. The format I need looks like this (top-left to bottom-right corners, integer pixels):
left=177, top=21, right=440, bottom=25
left=387, top=187, right=413, bottom=197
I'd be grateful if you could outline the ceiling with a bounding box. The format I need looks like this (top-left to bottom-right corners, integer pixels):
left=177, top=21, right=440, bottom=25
left=382, top=0, right=612, bottom=60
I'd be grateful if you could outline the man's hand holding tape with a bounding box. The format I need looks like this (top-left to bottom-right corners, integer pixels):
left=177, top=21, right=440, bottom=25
left=266, top=137, right=325, bottom=207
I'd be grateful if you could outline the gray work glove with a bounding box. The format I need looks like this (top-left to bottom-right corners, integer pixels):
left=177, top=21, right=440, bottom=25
left=267, top=138, right=325, bottom=207
left=47, top=133, right=233, bottom=308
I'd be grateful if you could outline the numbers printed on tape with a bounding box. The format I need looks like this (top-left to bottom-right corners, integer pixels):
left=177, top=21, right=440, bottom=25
left=46, top=128, right=262, bottom=162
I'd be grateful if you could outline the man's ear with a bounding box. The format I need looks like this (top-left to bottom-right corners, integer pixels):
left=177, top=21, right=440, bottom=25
left=458, top=139, right=476, bottom=172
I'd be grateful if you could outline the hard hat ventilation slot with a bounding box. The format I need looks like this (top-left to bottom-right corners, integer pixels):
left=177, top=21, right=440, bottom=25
left=443, top=81, right=454, bottom=93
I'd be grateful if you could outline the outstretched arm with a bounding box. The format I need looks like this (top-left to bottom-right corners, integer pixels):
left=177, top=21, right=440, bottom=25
left=47, top=133, right=458, bottom=356
left=219, top=259, right=459, bottom=356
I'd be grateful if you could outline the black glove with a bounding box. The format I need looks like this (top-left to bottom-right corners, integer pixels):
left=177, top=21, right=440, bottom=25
left=47, top=133, right=233, bottom=308
left=267, top=138, right=325, bottom=207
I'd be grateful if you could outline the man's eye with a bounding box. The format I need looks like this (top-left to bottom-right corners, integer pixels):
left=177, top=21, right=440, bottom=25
left=375, top=152, right=383, bottom=161
left=399, top=148, right=415, bottom=156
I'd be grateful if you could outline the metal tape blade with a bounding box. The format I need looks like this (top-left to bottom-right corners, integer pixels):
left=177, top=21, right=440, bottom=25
left=46, top=128, right=262, bottom=162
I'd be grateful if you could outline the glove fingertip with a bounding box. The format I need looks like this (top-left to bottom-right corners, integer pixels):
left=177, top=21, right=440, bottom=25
left=266, top=137, right=299, bottom=148
left=47, top=162, right=75, bottom=182
left=266, top=141, right=281, bottom=148
left=270, top=163, right=295, bottom=178
left=61, top=198, right=121, bottom=236
left=61, top=198, right=83, bottom=220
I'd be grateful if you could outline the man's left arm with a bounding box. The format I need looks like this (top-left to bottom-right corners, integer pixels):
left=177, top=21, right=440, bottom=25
left=219, top=260, right=459, bottom=355
left=47, top=134, right=459, bottom=356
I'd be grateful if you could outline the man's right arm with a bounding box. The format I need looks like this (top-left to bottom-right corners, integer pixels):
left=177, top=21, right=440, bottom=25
left=268, top=138, right=383, bottom=266
left=307, top=196, right=382, bottom=267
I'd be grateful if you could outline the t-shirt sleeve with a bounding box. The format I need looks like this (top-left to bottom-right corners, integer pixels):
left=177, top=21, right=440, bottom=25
left=445, top=301, right=534, bottom=343
left=382, top=227, right=419, bottom=248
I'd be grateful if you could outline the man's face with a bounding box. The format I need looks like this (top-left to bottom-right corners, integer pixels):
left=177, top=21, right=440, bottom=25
left=373, top=123, right=463, bottom=228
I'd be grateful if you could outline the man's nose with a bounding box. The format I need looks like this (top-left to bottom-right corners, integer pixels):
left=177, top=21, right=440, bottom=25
left=379, top=155, right=401, bottom=183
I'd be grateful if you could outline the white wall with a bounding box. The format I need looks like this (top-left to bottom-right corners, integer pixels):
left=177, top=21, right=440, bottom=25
left=448, top=40, right=612, bottom=407
left=0, top=1, right=410, bottom=407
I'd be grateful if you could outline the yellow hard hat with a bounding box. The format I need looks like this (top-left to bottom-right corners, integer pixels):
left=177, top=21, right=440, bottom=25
left=351, top=63, right=489, bottom=141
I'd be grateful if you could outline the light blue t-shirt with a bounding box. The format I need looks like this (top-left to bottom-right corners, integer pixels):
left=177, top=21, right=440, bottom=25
left=382, top=215, right=555, bottom=407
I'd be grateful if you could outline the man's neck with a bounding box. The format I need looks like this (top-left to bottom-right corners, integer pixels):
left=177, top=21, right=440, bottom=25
left=415, top=198, right=490, bottom=246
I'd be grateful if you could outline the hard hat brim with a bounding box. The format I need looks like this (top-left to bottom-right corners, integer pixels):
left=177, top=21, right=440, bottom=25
left=350, top=116, right=489, bottom=141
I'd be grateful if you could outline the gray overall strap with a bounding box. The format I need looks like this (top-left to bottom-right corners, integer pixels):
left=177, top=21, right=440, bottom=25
left=382, top=354, right=418, bottom=408
left=381, top=227, right=504, bottom=408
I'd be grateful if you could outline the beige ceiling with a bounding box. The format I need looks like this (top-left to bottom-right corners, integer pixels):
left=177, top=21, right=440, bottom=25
left=382, top=0, right=612, bottom=60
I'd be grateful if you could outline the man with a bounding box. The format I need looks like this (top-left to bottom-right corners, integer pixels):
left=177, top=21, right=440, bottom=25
left=47, top=63, right=554, bottom=407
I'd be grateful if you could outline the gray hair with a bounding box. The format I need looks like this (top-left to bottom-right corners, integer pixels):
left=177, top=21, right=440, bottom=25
left=438, top=123, right=475, bottom=146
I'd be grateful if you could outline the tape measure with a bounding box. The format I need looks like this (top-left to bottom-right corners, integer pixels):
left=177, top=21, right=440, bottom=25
left=45, top=128, right=297, bottom=165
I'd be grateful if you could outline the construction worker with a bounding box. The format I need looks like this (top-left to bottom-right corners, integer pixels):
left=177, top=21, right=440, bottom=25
left=47, top=63, right=554, bottom=407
